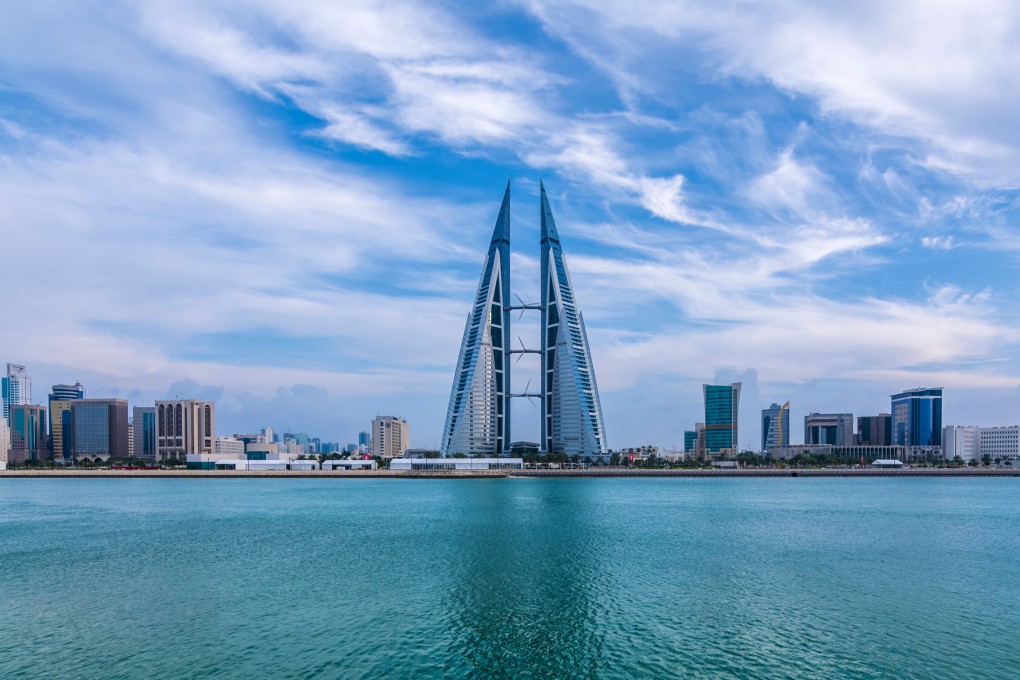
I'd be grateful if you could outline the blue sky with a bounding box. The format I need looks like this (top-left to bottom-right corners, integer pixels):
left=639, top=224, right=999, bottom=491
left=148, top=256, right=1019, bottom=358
left=3, top=1, right=1020, bottom=450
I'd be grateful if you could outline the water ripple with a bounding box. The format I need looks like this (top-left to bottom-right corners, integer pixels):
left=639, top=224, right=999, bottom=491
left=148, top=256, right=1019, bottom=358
left=0, top=478, right=1017, bottom=678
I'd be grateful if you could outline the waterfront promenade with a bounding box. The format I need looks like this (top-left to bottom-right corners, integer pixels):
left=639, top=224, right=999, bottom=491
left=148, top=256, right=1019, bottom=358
left=2, top=468, right=1017, bottom=479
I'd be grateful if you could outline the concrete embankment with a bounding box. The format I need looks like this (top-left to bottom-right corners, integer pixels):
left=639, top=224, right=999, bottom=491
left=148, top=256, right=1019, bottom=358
left=2, top=468, right=1018, bottom=479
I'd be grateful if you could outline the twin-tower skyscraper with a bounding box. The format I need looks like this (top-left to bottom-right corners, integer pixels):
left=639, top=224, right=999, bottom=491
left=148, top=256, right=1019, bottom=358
left=440, top=182, right=608, bottom=457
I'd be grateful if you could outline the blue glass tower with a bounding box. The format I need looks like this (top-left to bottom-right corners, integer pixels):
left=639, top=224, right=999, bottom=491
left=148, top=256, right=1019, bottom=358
left=440, top=183, right=512, bottom=456
left=761, top=401, right=790, bottom=451
left=891, top=387, right=942, bottom=446
left=704, top=383, right=741, bottom=455
left=540, top=183, right=608, bottom=456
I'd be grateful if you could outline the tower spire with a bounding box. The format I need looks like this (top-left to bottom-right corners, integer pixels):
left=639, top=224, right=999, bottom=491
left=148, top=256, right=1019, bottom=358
left=492, top=179, right=511, bottom=245
left=540, top=181, right=559, bottom=244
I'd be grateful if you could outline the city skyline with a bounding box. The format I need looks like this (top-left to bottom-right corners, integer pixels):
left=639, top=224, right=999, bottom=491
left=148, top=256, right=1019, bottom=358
left=3, top=3, right=1020, bottom=449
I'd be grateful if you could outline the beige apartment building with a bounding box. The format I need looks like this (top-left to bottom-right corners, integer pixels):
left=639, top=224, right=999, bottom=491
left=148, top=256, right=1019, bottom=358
left=156, top=400, right=215, bottom=462
left=371, top=416, right=409, bottom=459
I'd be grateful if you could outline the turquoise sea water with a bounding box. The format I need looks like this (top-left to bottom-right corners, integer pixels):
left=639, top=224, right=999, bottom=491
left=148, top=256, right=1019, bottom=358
left=1, top=478, right=1017, bottom=679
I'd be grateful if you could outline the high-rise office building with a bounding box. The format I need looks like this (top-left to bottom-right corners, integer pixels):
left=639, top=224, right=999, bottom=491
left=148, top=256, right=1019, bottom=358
left=703, top=383, right=741, bottom=455
left=49, top=382, right=85, bottom=460
left=51, top=383, right=85, bottom=400
left=372, top=416, right=409, bottom=459
left=540, top=183, right=608, bottom=457
left=358, top=431, right=370, bottom=452
left=804, top=413, right=854, bottom=445
left=441, top=184, right=512, bottom=457
left=440, top=183, right=607, bottom=457
left=857, top=414, right=892, bottom=446
left=70, top=399, right=129, bottom=460
left=761, top=402, right=790, bottom=451
left=132, top=406, right=157, bottom=461
left=10, top=404, right=47, bottom=463
left=156, top=400, right=215, bottom=461
left=891, top=388, right=943, bottom=446
left=3, top=363, right=31, bottom=425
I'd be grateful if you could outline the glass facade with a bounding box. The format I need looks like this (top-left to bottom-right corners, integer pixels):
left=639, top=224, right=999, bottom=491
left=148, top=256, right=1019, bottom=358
left=804, top=413, right=854, bottom=446
left=761, top=402, right=790, bottom=450
left=73, top=402, right=111, bottom=455
left=704, top=383, right=741, bottom=454
left=540, top=183, right=608, bottom=456
left=70, top=400, right=129, bottom=458
left=3, top=363, right=31, bottom=425
left=133, top=406, right=156, bottom=459
left=11, top=405, right=47, bottom=460
left=891, top=388, right=943, bottom=446
left=857, top=414, right=892, bottom=446
left=441, top=183, right=512, bottom=457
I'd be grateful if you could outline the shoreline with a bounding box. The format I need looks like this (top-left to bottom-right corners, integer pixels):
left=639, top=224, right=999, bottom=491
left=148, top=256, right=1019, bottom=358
left=1, top=468, right=1017, bottom=479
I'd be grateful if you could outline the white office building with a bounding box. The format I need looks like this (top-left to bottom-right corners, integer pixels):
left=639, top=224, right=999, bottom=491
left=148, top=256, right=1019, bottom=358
left=214, top=436, right=246, bottom=458
left=943, top=425, right=1019, bottom=463
left=3, top=364, right=31, bottom=424
left=979, top=426, right=1020, bottom=461
left=942, top=426, right=981, bottom=462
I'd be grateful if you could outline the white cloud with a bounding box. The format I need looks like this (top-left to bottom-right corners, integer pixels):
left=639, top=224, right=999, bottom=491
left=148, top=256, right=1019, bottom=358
left=3, top=0, right=1020, bottom=447
left=921, top=235, right=956, bottom=250
left=522, top=0, right=1020, bottom=183
left=745, top=148, right=833, bottom=219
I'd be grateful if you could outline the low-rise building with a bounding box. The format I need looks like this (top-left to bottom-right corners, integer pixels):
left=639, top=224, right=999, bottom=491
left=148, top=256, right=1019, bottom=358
left=186, top=454, right=319, bottom=471
left=0, top=414, right=10, bottom=469
left=214, top=436, right=246, bottom=458
left=943, top=425, right=981, bottom=462
left=770, top=444, right=942, bottom=465
left=323, top=459, right=378, bottom=470
left=245, top=442, right=283, bottom=460
left=389, top=457, right=523, bottom=470
left=943, top=425, right=1020, bottom=463
left=979, top=426, right=1020, bottom=462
